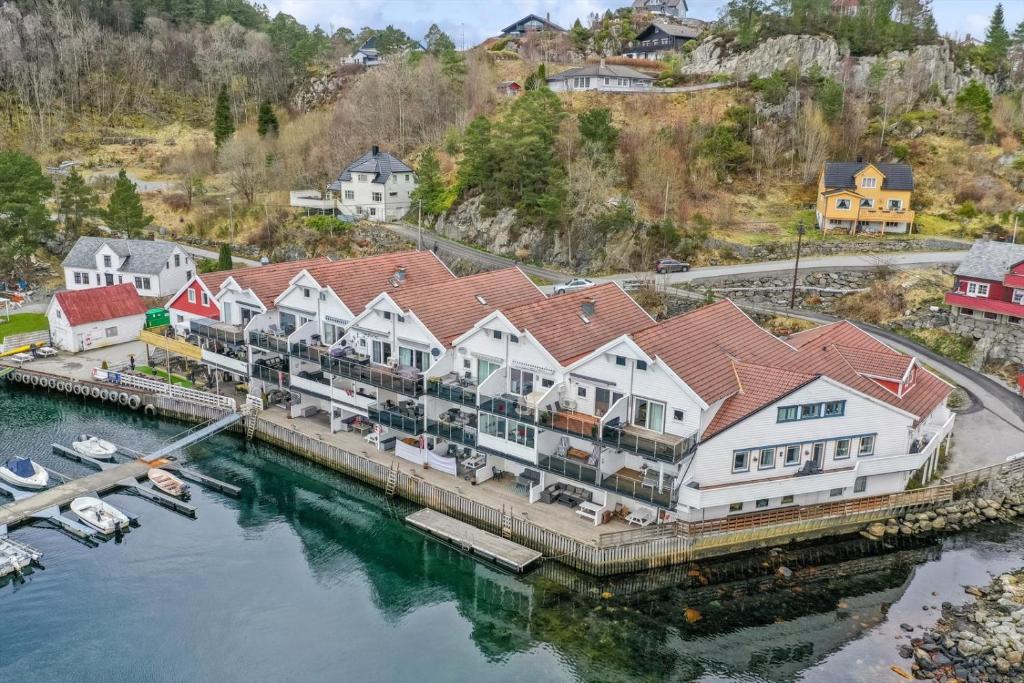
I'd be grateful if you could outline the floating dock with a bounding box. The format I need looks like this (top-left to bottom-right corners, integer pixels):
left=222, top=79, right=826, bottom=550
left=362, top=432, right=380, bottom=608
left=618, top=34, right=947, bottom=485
left=0, top=536, right=42, bottom=579
left=405, top=509, right=542, bottom=573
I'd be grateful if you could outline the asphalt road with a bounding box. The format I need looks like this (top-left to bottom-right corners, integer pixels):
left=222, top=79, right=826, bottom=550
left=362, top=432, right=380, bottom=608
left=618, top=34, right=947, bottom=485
left=170, top=242, right=261, bottom=268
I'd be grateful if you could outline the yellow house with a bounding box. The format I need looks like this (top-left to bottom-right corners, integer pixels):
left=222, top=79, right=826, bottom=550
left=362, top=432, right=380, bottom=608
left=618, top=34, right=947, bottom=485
left=815, top=161, right=915, bottom=235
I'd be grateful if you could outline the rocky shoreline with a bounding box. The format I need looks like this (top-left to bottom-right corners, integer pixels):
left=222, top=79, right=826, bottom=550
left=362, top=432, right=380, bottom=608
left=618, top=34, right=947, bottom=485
left=894, top=570, right=1024, bottom=681
left=860, top=494, right=1023, bottom=543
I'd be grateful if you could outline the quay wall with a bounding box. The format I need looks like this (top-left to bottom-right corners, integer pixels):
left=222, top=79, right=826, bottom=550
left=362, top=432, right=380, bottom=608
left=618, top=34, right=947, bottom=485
left=2, top=366, right=1011, bottom=576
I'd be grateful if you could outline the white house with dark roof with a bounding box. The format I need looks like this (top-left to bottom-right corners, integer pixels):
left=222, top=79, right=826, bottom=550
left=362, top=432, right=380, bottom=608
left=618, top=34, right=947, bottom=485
left=632, top=0, right=688, bottom=19
left=326, top=146, right=416, bottom=222
left=62, top=237, right=194, bottom=298
left=546, top=61, right=655, bottom=92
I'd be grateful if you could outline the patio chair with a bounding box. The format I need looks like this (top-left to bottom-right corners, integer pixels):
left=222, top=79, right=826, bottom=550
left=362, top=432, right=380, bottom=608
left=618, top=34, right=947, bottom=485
left=491, top=466, right=503, bottom=481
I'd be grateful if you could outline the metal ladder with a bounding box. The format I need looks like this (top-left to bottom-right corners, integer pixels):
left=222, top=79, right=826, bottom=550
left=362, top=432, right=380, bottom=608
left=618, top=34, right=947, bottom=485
left=244, top=394, right=262, bottom=441
left=384, top=461, right=399, bottom=497
left=500, top=506, right=513, bottom=540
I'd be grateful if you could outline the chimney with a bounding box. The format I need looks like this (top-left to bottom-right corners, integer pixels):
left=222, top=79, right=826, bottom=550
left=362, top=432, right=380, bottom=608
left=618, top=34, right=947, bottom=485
left=395, top=266, right=407, bottom=282
left=599, top=57, right=605, bottom=69
left=546, top=11, right=550, bottom=21
left=372, top=144, right=380, bottom=156
left=580, top=297, right=596, bottom=317
left=856, top=155, right=864, bottom=163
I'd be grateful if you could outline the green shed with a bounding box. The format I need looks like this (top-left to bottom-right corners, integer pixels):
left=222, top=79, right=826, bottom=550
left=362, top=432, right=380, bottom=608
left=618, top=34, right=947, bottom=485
left=145, top=308, right=170, bottom=328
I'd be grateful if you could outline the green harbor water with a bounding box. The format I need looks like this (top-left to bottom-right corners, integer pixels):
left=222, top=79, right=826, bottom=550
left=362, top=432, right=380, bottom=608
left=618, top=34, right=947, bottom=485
left=1, top=385, right=1022, bottom=683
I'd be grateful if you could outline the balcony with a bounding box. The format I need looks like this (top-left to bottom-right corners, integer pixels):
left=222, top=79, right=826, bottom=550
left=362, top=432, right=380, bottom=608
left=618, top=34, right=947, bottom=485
left=320, top=354, right=424, bottom=397
left=190, top=318, right=245, bottom=346
left=249, top=330, right=291, bottom=354
left=601, top=421, right=696, bottom=464
left=601, top=468, right=676, bottom=508
left=426, top=376, right=477, bottom=407
left=945, top=291, right=1024, bottom=319
left=479, top=393, right=537, bottom=425
left=537, top=452, right=599, bottom=486
left=251, top=362, right=289, bottom=386
left=538, top=408, right=600, bottom=440
left=425, top=418, right=477, bottom=446
left=368, top=402, right=421, bottom=435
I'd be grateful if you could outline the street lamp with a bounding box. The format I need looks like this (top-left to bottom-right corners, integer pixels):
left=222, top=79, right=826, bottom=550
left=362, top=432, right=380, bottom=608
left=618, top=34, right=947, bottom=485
left=789, top=221, right=806, bottom=309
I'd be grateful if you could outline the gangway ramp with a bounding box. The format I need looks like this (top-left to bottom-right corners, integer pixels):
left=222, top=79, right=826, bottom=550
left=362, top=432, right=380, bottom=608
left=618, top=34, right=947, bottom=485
left=143, top=411, right=244, bottom=463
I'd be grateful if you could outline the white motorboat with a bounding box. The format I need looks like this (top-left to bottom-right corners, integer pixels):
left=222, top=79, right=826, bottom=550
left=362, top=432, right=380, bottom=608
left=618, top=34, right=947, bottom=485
left=148, top=469, right=189, bottom=498
left=0, top=457, right=49, bottom=490
left=71, top=434, right=117, bottom=461
left=70, top=497, right=129, bottom=534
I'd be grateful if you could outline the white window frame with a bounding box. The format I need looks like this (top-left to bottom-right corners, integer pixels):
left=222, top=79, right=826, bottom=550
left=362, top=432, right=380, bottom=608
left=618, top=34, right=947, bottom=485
left=201, top=292, right=209, bottom=306
left=859, top=198, right=874, bottom=208
left=858, top=435, right=875, bottom=456
left=187, top=289, right=196, bottom=304
left=887, top=199, right=903, bottom=210
left=1012, top=289, right=1024, bottom=305
left=861, top=177, right=877, bottom=188
left=343, top=190, right=355, bottom=200
left=835, top=198, right=851, bottom=210
left=965, top=281, right=990, bottom=297
left=732, top=450, right=750, bottom=473
left=372, top=192, right=383, bottom=202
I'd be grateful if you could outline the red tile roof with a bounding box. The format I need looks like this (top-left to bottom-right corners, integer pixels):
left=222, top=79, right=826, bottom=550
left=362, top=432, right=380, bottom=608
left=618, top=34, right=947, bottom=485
left=199, top=257, right=331, bottom=309
left=302, top=250, right=454, bottom=312
left=632, top=300, right=796, bottom=405
left=783, top=320, right=951, bottom=424
left=704, top=363, right=817, bottom=438
left=502, top=283, right=654, bottom=364
left=53, top=283, right=147, bottom=326
left=391, top=268, right=545, bottom=346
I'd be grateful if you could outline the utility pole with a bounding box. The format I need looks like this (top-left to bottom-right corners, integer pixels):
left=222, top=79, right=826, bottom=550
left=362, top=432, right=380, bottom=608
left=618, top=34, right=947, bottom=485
left=1013, top=214, right=1019, bottom=245
left=227, top=196, right=234, bottom=244
left=417, top=199, right=422, bottom=250
left=790, top=221, right=806, bottom=309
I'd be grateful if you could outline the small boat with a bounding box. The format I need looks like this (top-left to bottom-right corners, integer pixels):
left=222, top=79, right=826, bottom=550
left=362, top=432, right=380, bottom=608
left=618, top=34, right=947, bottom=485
left=148, top=469, right=189, bottom=498
left=0, top=457, right=49, bottom=490
left=70, top=497, right=129, bottom=534
left=71, top=434, right=117, bottom=461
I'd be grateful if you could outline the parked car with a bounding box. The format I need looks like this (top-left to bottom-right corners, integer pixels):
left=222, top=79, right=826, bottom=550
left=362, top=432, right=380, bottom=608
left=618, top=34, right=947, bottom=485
left=655, top=258, right=690, bottom=274
left=553, top=278, right=596, bottom=295
left=1007, top=452, right=1024, bottom=462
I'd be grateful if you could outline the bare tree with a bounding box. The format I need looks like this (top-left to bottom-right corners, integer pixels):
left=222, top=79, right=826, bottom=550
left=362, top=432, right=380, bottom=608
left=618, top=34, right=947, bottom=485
left=219, top=131, right=271, bottom=204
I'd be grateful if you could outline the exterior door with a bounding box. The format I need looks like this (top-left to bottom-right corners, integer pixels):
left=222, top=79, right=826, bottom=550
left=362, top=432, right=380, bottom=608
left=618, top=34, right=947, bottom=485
left=594, top=388, right=623, bottom=416
left=633, top=397, right=666, bottom=432
left=104, top=273, right=114, bottom=285
left=812, top=442, right=825, bottom=469
left=372, top=340, right=392, bottom=365
left=510, top=369, right=534, bottom=395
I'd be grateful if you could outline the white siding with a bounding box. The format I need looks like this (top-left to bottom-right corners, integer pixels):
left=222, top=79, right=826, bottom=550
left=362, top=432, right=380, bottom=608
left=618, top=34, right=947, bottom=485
left=330, top=172, right=416, bottom=222
left=47, top=305, right=144, bottom=353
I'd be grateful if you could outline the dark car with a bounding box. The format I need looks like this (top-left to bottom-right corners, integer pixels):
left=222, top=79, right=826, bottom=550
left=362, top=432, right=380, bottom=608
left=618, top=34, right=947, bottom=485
left=655, top=258, right=690, bottom=274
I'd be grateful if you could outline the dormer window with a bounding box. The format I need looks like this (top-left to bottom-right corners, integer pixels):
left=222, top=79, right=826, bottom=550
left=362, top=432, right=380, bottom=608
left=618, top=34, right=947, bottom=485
left=174, top=254, right=181, bottom=267
left=103, top=255, right=112, bottom=268
left=303, top=288, right=310, bottom=298
left=861, top=177, right=877, bottom=189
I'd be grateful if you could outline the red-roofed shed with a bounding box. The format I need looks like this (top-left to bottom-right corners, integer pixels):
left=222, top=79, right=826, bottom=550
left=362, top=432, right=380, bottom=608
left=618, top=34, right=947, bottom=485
left=47, top=283, right=148, bottom=352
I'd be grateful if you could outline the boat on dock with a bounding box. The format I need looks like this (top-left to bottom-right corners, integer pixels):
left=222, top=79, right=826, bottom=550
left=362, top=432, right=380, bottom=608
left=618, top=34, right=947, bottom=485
left=71, top=434, right=117, bottom=461
left=70, top=497, right=129, bottom=534
left=0, top=536, right=42, bottom=579
left=148, top=469, right=189, bottom=498
left=0, top=457, right=49, bottom=490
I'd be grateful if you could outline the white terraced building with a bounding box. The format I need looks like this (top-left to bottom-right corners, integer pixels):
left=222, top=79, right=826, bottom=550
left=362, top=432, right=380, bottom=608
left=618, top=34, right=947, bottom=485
left=170, top=250, right=954, bottom=524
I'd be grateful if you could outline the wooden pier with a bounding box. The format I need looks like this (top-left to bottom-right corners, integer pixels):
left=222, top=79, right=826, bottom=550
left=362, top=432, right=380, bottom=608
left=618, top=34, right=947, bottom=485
left=406, top=509, right=542, bottom=573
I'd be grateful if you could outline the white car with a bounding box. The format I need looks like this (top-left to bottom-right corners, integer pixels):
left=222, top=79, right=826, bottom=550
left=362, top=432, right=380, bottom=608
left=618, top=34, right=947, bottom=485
left=553, top=278, right=596, bottom=295
left=1007, top=452, right=1024, bottom=463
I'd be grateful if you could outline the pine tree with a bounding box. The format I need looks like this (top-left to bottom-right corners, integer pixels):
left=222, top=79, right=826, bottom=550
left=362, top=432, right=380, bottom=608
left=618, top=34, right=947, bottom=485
left=103, top=169, right=153, bottom=238
left=217, top=242, right=233, bottom=270
left=1012, top=19, right=1024, bottom=47
left=578, top=108, right=619, bottom=157
left=256, top=100, right=279, bottom=137
left=213, top=84, right=235, bottom=148
left=410, top=147, right=448, bottom=216
left=985, top=3, right=1010, bottom=66
left=58, top=166, right=99, bottom=238
left=0, top=150, right=54, bottom=273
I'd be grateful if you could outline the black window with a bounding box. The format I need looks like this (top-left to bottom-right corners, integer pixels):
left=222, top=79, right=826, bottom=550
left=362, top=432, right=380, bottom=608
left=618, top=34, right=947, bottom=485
left=615, top=356, right=626, bottom=366
left=493, top=330, right=502, bottom=340
left=636, top=360, right=647, bottom=371
left=732, top=451, right=750, bottom=473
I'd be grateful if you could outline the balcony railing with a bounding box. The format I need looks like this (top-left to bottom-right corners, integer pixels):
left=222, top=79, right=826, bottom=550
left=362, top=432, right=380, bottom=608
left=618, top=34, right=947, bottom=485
left=368, top=404, right=421, bottom=434
left=425, top=419, right=477, bottom=446
left=601, top=471, right=675, bottom=508
left=291, top=341, right=327, bottom=364
left=426, top=379, right=477, bottom=407
left=251, top=363, right=289, bottom=386
left=538, top=409, right=600, bottom=440
left=249, top=331, right=291, bottom=354
left=601, top=424, right=697, bottom=464
left=320, top=355, right=424, bottom=397
left=190, top=319, right=245, bottom=345
left=479, top=393, right=537, bottom=425
left=537, top=452, right=599, bottom=485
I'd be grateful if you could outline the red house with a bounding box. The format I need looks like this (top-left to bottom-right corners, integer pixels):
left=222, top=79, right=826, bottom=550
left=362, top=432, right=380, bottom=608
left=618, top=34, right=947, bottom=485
left=944, top=240, right=1024, bottom=326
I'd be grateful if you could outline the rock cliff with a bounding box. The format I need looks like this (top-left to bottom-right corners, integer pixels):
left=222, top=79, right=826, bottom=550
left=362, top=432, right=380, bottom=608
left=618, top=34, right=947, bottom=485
left=680, top=35, right=993, bottom=98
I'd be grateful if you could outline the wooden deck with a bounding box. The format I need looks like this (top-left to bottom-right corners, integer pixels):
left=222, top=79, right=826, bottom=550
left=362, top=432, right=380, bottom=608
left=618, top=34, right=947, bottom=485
left=0, top=461, right=149, bottom=529
left=406, top=508, right=542, bottom=572
left=551, top=410, right=599, bottom=437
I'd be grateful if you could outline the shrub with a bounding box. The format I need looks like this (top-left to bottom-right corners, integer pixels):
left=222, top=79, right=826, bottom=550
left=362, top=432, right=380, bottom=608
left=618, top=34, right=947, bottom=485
left=891, top=143, right=909, bottom=162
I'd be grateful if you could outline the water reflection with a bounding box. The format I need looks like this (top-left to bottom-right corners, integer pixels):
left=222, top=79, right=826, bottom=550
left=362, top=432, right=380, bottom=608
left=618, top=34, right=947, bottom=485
left=2, top=384, right=1022, bottom=683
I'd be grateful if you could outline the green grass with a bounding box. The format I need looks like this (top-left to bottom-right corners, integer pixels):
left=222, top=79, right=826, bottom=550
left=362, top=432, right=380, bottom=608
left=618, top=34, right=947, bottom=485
left=904, top=329, right=974, bottom=364
left=0, top=313, right=48, bottom=341
left=136, top=365, right=194, bottom=388
left=914, top=213, right=965, bottom=237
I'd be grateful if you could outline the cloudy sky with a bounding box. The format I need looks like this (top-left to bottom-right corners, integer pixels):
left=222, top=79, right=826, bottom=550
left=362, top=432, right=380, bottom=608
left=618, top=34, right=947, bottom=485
left=264, top=0, right=1023, bottom=47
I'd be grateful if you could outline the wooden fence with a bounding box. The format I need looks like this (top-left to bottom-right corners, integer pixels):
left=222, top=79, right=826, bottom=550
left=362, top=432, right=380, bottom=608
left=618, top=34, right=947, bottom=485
left=942, top=457, right=1024, bottom=489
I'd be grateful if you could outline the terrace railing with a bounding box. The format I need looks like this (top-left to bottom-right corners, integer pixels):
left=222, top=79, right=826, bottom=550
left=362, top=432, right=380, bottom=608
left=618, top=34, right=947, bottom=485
left=248, top=331, right=291, bottom=354
left=426, top=378, right=477, bottom=407
left=190, top=319, right=245, bottom=346
left=478, top=393, right=538, bottom=425
left=368, top=403, right=421, bottom=434
left=320, top=355, right=424, bottom=397
left=425, top=419, right=477, bottom=446
left=537, top=452, right=600, bottom=486
left=600, top=424, right=697, bottom=464
left=251, top=363, right=290, bottom=386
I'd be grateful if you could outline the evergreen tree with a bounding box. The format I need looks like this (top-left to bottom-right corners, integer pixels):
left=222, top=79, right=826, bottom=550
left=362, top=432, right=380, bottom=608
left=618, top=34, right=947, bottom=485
left=578, top=108, right=619, bottom=157
left=58, top=166, right=99, bottom=238
left=257, top=100, right=279, bottom=137
left=103, top=169, right=153, bottom=238
left=410, top=147, right=448, bottom=215
left=424, top=24, right=456, bottom=54
left=213, top=85, right=235, bottom=148
left=955, top=80, right=994, bottom=141
left=217, top=242, right=233, bottom=270
left=1013, top=19, right=1024, bottom=47
left=0, top=150, right=54, bottom=273
left=457, top=116, right=494, bottom=195
left=984, top=3, right=1010, bottom=66
left=569, top=19, right=591, bottom=53
left=523, top=63, right=547, bottom=91
left=814, top=77, right=845, bottom=123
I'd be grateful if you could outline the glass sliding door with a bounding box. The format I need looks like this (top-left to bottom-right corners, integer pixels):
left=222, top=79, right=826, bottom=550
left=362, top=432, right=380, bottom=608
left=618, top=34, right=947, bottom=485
left=372, top=340, right=392, bottom=365
left=632, top=397, right=666, bottom=432
left=594, top=388, right=623, bottom=416
left=509, top=368, right=535, bottom=395
left=399, top=346, right=427, bottom=370
left=477, top=359, right=500, bottom=383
